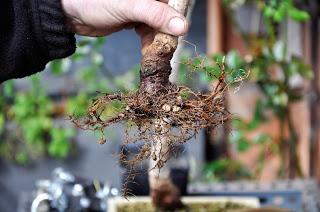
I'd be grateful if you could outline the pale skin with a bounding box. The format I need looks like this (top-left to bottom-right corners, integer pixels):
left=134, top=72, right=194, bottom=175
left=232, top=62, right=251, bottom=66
left=61, top=0, right=189, bottom=51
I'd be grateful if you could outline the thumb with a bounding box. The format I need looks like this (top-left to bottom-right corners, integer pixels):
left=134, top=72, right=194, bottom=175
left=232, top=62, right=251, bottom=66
left=129, top=0, right=188, bottom=36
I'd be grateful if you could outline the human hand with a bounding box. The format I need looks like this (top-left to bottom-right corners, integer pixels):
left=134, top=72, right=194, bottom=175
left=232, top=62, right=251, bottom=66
left=61, top=0, right=188, bottom=38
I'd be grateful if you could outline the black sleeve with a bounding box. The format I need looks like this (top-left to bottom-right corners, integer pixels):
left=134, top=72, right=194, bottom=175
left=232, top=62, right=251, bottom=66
left=0, top=0, right=76, bottom=83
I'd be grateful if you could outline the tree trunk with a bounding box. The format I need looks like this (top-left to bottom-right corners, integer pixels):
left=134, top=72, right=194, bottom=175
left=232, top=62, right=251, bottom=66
left=139, top=0, right=190, bottom=210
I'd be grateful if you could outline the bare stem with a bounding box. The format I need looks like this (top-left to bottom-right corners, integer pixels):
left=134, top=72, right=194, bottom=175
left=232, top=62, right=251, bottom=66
left=139, top=0, right=190, bottom=210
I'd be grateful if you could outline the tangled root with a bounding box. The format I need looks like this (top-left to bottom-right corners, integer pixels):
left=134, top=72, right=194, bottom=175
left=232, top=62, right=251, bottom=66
left=72, top=74, right=229, bottom=145
left=71, top=73, right=229, bottom=196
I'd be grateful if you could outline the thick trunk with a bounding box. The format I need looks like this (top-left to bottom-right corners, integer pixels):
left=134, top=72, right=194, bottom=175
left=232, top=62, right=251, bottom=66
left=139, top=0, right=190, bottom=209
left=140, top=0, right=189, bottom=93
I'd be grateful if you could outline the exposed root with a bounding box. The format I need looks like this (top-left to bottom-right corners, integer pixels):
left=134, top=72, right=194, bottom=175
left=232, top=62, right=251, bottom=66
left=71, top=72, right=229, bottom=196
left=71, top=77, right=229, bottom=147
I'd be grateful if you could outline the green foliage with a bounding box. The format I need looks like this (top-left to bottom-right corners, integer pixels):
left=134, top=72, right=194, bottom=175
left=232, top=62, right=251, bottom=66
left=230, top=130, right=250, bottom=152
left=261, top=0, right=310, bottom=23
left=0, top=114, right=4, bottom=134
left=48, top=127, right=74, bottom=158
left=50, top=58, right=71, bottom=75
left=0, top=36, right=139, bottom=165
left=180, top=51, right=249, bottom=90
left=219, top=0, right=312, bottom=178
left=203, top=158, right=252, bottom=181
left=15, top=152, right=29, bottom=165
left=3, top=81, right=14, bottom=97
left=1, top=76, right=75, bottom=161
left=99, top=100, right=126, bottom=121
left=66, top=93, right=90, bottom=118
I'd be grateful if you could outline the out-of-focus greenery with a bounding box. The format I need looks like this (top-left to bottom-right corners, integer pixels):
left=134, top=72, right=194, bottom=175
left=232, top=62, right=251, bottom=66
left=5, top=76, right=75, bottom=163
left=224, top=0, right=310, bottom=22
left=0, top=37, right=139, bottom=164
left=220, top=0, right=311, bottom=178
left=180, top=0, right=312, bottom=180
left=178, top=51, right=249, bottom=89
left=204, top=159, right=252, bottom=182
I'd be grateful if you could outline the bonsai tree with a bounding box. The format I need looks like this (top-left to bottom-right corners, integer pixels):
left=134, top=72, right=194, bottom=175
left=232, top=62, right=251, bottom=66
left=71, top=0, right=249, bottom=209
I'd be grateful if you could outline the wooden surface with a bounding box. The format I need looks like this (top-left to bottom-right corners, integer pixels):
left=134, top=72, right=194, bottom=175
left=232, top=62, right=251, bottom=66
left=207, top=0, right=223, bottom=54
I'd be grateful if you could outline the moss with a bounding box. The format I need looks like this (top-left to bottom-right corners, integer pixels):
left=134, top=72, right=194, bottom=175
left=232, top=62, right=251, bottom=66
left=117, top=202, right=250, bottom=212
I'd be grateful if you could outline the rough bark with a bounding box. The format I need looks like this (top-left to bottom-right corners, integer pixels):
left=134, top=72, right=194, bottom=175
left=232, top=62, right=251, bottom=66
left=139, top=0, right=190, bottom=210
left=140, top=0, right=189, bottom=93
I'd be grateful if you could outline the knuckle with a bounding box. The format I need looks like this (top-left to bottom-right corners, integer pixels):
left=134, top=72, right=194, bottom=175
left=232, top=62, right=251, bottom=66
left=147, top=5, right=167, bottom=29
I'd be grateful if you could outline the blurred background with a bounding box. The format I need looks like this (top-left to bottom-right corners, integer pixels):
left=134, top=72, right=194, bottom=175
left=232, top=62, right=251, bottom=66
left=0, top=0, right=320, bottom=211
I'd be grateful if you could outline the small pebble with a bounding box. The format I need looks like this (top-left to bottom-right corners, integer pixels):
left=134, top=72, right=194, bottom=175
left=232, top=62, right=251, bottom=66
left=172, top=105, right=181, bottom=112
left=162, top=104, right=171, bottom=112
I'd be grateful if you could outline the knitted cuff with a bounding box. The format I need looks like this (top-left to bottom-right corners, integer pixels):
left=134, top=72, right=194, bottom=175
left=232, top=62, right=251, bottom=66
left=30, top=0, right=76, bottom=61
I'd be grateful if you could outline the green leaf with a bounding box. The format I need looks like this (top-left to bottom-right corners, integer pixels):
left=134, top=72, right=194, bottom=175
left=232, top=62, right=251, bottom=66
left=231, top=117, right=247, bottom=130
left=71, top=51, right=86, bottom=61
left=288, top=8, right=310, bottom=22
left=11, top=93, right=35, bottom=120
left=262, top=46, right=272, bottom=58
left=179, top=91, right=190, bottom=100
left=50, top=59, right=71, bottom=75
left=273, top=9, right=285, bottom=23
left=229, top=130, right=243, bottom=144
left=199, top=72, right=212, bottom=84
left=237, top=138, right=250, bottom=152
left=263, top=7, right=274, bottom=18
left=66, top=93, right=89, bottom=117
left=247, top=118, right=260, bottom=131
left=100, top=100, right=125, bottom=121
left=226, top=50, right=243, bottom=70
left=15, top=152, right=28, bottom=165
left=0, top=114, right=4, bottom=133
left=254, top=134, right=271, bottom=144
left=191, top=57, right=204, bottom=69
left=203, top=158, right=252, bottom=181
left=48, top=128, right=71, bottom=158
left=272, top=92, right=288, bottom=107
left=230, top=130, right=251, bottom=152
left=291, top=56, right=314, bottom=80
left=93, top=37, right=107, bottom=49
left=22, top=117, right=51, bottom=144
left=252, top=99, right=267, bottom=126
left=207, top=66, right=223, bottom=78
left=212, top=53, right=224, bottom=64
left=3, top=81, right=14, bottom=97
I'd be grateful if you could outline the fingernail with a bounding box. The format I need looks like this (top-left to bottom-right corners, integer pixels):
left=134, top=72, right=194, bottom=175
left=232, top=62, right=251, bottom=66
left=168, top=17, right=186, bottom=35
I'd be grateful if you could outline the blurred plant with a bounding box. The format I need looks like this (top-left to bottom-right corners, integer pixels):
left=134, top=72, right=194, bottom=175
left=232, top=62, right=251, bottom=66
left=203, top=158, right=252, bottom=182
left=218, top=0, right=313, bottom=178
left=176, top=0, right=312, bottom=180
left=0, top=36, right=139, bottom=165
left=0, top=76, right=75, bottom=164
